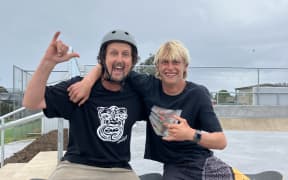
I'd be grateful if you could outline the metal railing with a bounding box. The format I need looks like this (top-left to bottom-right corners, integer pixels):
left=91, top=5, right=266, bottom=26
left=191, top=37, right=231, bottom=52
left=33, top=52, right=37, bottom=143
left=0, top=107, right=64, bottom=167
left=0, top=54, right=79, bottom=167
left=18, top=65, right=288, bottom=94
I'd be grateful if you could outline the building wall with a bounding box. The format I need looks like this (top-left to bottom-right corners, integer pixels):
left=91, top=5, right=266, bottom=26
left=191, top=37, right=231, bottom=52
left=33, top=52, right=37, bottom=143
left=252, top=87, right=288, bottom=105
left=236, top=88, right=253, bottom=105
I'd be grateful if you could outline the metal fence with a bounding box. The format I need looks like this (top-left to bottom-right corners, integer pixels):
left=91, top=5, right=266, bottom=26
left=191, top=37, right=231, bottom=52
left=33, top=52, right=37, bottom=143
left=12, top=64, right=288, bottom=106
left=133, top=65, right=288, bottom=92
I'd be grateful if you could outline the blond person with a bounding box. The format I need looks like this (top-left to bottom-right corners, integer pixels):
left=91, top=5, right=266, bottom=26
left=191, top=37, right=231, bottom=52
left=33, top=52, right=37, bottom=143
left=68, top=41, right=248, bottom=180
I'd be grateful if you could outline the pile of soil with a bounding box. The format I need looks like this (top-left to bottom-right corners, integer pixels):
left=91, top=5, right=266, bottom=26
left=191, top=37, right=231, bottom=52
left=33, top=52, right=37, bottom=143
left=4, top=129, right=69, bottom=165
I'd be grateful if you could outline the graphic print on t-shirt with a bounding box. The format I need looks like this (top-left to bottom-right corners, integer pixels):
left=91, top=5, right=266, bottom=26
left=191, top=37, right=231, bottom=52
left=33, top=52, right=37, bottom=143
left=97, top=106, right=128, bottom=142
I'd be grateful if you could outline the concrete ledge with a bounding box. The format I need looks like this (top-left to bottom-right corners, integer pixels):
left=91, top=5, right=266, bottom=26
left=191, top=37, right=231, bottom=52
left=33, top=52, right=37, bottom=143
left=220, top=118, right=288, bottom=131
left=214, top=105, right=288, bottom=119
left=0, top=163, right=25, bottom=178
left=11, top=151, right=57, bottom=180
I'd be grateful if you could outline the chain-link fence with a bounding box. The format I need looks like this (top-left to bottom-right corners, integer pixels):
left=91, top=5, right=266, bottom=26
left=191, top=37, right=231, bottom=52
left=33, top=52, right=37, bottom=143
left=12, top=64, right=288, bottom=106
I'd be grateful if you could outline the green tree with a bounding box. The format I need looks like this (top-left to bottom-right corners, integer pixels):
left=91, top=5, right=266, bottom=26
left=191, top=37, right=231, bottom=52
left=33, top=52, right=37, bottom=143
left=0, top=85, right=13, bottom=116
left=135, top=54, right=156, bottom=75
left=216, top=90, right=232, bottom=104
left=0, top=102, right=13, bottom=116
left=0, top=86, right=8, bottom=93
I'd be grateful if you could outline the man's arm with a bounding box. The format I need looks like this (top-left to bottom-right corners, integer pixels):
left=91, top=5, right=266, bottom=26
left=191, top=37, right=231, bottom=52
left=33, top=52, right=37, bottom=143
left=67, top=64, right=102, bottom=106
left=22, top=31, right=79, bottom=110
left=67, top=65, right=154, bottom=106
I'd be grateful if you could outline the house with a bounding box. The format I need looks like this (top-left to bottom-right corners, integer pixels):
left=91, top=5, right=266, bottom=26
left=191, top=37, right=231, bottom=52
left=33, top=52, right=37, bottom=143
left=235, top=83, right=288, bottom=105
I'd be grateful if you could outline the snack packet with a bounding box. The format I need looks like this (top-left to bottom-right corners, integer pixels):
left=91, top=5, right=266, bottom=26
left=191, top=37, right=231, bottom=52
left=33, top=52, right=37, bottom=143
left=149, top=106, right=182, bottom=136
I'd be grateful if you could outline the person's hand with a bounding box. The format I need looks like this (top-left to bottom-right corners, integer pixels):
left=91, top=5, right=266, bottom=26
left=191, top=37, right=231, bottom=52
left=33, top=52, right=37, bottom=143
left=67, top=79, right=92, bottom=106
left=42, top=31, right=79, bottom=65
left=162, top=115, right=195, bottom=141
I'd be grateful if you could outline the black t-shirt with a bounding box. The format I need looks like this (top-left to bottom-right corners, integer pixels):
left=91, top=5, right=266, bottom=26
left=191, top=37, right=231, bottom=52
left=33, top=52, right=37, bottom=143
left=43, top=76, right=146, bottom=168
left=128, top=71, right=222, bottom=164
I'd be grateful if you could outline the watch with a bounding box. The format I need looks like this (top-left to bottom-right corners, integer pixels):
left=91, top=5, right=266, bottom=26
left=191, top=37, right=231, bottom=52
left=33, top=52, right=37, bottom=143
left=193, top=130, right=202, bottom=143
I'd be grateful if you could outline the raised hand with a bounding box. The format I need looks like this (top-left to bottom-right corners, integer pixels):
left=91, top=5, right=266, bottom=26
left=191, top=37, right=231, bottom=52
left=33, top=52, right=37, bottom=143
left=42, top=31, right=80, bottom=65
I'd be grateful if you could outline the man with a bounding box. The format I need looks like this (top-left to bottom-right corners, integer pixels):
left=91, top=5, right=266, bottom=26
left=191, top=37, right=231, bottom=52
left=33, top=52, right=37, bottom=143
left=68, top=40, right=249, bottom=180
left=22, top=30, right=146, bottom=180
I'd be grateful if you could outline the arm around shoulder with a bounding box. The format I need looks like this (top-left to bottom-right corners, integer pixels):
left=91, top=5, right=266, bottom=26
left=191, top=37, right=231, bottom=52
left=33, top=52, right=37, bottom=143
left=67, top=64, right=102, bottom=105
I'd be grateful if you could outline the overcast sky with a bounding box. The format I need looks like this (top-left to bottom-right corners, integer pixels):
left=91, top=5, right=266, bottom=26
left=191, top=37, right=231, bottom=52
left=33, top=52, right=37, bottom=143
left=1, top=0, right=288, bottom=90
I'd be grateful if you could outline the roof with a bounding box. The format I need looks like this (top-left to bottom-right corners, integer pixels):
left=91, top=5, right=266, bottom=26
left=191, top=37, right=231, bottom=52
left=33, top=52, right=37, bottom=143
left=235, top=83, right=288, bottom=90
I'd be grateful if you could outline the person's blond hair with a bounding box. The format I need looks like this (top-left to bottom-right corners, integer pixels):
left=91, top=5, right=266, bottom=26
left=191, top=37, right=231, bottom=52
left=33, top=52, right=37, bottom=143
left=154, top=40, right=190, bottom=79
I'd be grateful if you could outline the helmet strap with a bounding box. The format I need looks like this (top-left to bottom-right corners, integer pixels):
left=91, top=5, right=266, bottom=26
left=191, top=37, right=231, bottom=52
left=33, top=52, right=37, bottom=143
left=102, top=61, right=126, bottom=89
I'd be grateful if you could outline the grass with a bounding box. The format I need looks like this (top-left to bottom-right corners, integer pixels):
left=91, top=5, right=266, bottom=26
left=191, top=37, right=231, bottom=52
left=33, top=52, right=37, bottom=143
left=4, top=119, right=41, bottom=144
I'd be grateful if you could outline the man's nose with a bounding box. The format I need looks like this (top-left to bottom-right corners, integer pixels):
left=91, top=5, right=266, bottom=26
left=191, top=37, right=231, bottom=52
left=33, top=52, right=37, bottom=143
left=115, top=54, right=125, bottom=61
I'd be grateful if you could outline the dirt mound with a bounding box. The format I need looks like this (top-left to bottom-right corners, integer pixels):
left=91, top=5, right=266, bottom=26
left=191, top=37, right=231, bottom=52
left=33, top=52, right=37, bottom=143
left=4, top=129, right=68, bottom=165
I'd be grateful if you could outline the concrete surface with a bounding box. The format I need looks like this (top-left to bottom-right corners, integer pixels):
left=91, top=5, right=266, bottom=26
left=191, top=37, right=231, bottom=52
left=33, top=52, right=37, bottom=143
left=2, top=121, right=288, bottom=179
left=3, top=139, right=34, bottom=159
left=214, top=105, right=288, bottom=118
left=130, top=122, right=288, bottom=179
left=0, top=163, right=25, bottom=177
left=12, top=151, right=58, bottom=180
